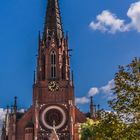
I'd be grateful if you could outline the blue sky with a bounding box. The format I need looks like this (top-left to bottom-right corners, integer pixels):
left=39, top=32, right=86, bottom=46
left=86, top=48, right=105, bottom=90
left=0, top=0, right=140, bottom=112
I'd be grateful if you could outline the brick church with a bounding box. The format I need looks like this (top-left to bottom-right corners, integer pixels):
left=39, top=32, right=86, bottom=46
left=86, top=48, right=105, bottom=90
left=1, top=0, right=98, bottom=140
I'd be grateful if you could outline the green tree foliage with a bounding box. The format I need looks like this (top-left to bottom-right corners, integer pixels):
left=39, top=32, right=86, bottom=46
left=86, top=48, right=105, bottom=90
left=81, top=112, right=140, bottom=140
left=81, top=58, right=140, bottom=140
left=81, top=113, right=126, bottom=140
left=109, top=57, right=140, bottom=123
left=80, top=118, right=99, bottom=140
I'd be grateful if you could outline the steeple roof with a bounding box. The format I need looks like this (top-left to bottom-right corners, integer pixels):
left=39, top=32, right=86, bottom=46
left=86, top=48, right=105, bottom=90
left=44, top=0, right=63, bottom=43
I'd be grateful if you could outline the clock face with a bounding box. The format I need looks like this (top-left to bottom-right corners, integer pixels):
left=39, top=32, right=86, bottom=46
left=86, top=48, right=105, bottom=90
left=40, top=105, right=67, bottom=130
left=48, top=81, right=59, bottom=92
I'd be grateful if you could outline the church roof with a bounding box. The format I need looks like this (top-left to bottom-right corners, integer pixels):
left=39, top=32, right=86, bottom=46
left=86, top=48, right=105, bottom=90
left=25, top=121, right=34, bottom=128
left=75, top=107, right=86, bottom=123
left=16, top=112, right=25, bottom=120
left=43, top=0, right=63, bottom=44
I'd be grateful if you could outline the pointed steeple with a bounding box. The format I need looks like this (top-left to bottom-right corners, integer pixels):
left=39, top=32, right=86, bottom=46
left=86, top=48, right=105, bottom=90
left=34, top=71, right=36, bottom=84
left=13, top=96, right=17, bottom=113
left=90, top=96, right=96, bottom=118
left=44, top=0, right=63, bottom=45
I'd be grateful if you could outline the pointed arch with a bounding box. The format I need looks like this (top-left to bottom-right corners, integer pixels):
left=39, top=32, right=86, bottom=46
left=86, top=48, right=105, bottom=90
left=50, top=50, right=56, bottom=79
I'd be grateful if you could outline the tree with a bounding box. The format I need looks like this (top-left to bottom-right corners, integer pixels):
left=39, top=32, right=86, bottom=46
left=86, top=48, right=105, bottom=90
left=98, top=112, right=140, bottom=140
left=109, top=58, right=140, bottom=123
left=81, top=58, right=140, bottom=140
left=108, top=57, right=140, bottom=139
left=80, top=112, right=126, bottom=140
left=80, top=118, right=99, bottom=140
left=81, top=112, right=140, bottom=140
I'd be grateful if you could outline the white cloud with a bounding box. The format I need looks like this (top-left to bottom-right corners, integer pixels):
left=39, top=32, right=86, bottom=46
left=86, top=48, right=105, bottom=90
left=75, top=97, right=90, bottom=105
left=76, top=87, right=99, bottom=105
left=0, top=108, right=6, bottom=137
left=76, top=79, right=115, bottom=105
left=87, top=80, right=115, bottom=100
left=100, top=79, right=115, bottom=99
left=0, top=109, right=6, bottom=121
left=89, top=1, right=140, bottom=33
left=127, top=1, right=140, bottom=32
left=19, top=109, right=25, bottom=113
left=90, top=10, right=127, bottom=33
left=88, top=87, right=99, bottom=97
left=100, top=79, right=114, bottom=94
left=0, top=108, right=25, bottom=137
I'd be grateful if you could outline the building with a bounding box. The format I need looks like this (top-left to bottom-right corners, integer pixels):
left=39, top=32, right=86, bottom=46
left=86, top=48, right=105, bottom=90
left=1, top=0, right=98, bottom=140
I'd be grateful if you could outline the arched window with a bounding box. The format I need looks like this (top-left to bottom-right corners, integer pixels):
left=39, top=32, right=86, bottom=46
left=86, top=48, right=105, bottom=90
left=50, top=51, right=56, bottom=79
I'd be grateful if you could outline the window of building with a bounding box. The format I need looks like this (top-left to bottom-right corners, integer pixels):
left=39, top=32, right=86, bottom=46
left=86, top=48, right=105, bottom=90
left=50, top=51, right=56, bottom=79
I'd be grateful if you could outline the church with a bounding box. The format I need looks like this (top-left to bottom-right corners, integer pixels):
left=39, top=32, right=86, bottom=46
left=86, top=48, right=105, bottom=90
left=1, top=0, right=98, bottom=140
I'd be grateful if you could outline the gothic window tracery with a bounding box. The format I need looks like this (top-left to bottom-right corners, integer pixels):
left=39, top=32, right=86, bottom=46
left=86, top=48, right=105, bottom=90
left=50, top=51, right=56, bottom=79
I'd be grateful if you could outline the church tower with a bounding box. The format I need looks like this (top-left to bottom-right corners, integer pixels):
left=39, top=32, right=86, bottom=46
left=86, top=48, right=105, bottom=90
left=33, top=0, right=76, bottom=139
left=1, top=1, right=87, bottom=140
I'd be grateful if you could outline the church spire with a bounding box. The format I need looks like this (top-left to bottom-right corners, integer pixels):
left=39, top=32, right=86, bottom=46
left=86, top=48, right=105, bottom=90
left=13, top=96, right=17, bottom=113
left=44, top=0, right=63, bottom=45
left=90, top=96, right=96, bottom=118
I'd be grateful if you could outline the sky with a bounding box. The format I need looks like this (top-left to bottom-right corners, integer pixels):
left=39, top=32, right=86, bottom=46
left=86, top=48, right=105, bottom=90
left=0, top=0, right=140, bottom=117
